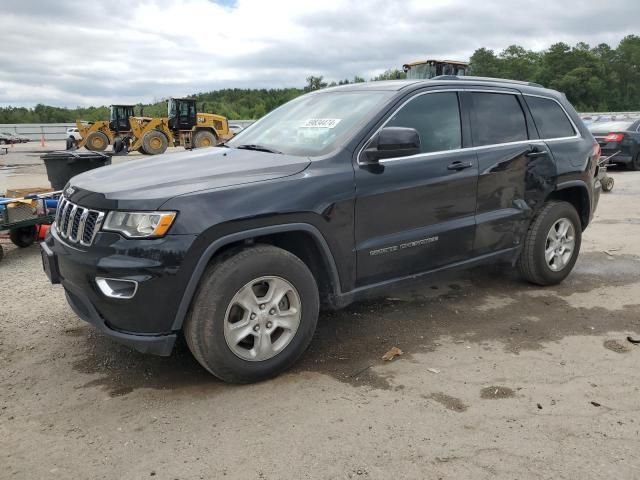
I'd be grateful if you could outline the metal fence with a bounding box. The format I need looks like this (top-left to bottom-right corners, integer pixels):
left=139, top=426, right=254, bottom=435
left=2, top=113, right=639, bottom=142
left=0, top=120, right=257, bottom=141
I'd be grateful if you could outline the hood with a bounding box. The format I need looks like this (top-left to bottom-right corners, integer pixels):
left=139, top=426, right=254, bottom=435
left=68, top=147, right=311, bottom=209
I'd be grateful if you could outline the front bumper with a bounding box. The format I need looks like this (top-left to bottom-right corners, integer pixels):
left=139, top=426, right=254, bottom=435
left=41, top=225, right=197, bottom=356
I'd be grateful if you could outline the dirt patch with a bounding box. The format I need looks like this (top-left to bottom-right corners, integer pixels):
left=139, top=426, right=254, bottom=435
left=427, top=392, right=468, bottom=412
left=295, top=252, right=640, bottom=389
left=71, top=335, right=223, bottom=397
left=603, top=339, right=631, bottom=353
left=480, top=386, right=515, bottom=399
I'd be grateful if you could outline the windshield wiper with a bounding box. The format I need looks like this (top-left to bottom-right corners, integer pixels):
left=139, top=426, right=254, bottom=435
left=235, top=144, right=283, bottom=154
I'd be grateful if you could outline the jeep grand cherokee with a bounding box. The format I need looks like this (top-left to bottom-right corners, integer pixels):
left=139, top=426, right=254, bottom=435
left=41, top=77, right=601, bottom=383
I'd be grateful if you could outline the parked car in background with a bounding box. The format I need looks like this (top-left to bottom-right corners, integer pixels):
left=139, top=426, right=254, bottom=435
left=228, top=124, right=244, bottom=135
left=66, top=127, right=82, bottom=141
left=0, top=131, right=23, bottom=143
left=0, top=133, right=11, bottom=145
left=589, top=119, right=640, bottom=170
left=42, top=77, right=600, bottom=383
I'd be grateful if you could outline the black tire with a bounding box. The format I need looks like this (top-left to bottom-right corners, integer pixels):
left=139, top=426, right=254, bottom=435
left=0, top=244, right=3, bottom=262
left=142, top=130, right=168, bottom=155
left=602, top=176, right=614, bottom=192
left=193, top=130, right=217, bottom=149
left=9, top=225, right=37, bottom=248
left=85, top=131, right=109, bottom=151
left=517, top=201, right=582, bottom=286
left=184, top=245, right=319, bottom=383
left=113, top=137, right=124, bottom=154
left=631, top=153, right=640, bottom=171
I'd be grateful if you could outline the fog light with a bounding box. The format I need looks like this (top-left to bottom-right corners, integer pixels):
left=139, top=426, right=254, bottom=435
left=96, top=277, right=138, bottom=299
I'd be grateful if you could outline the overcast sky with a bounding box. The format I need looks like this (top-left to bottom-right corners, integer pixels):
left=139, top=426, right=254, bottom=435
left=1, top=0, right=638, bottom=107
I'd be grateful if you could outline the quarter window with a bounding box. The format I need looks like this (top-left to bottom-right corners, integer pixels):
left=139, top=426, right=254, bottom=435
left=526, top=96, right=576, bottom=139
left=470, top=93, right=528, bottom=146
left=386, top=92, right=462, bottom=154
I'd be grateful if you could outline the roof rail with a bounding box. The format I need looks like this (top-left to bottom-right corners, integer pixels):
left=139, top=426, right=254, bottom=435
left=432, top=75, right=544, bottom=88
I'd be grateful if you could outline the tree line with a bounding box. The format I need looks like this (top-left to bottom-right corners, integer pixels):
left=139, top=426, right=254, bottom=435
left=470, top=35, right=640, bottom=111
left=1, top=35, right=637, bottom=123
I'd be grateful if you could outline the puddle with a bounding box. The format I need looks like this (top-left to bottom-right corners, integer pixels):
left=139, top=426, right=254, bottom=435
left=480, top=386, right=515, bottom=399
left=427, top=392, right=468, bottom=412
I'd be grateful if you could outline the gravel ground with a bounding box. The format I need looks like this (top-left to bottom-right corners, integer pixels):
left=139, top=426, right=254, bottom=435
left=1, top=149, right=640, bottom=479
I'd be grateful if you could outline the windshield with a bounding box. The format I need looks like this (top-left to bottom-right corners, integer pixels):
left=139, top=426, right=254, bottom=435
left=226, top=90, right=393, bottom=157
left=406, top=63, right=436, bottom=79
left=589, top=121, right=634, bottom=134
left=168, top=100, right=177, bottom=118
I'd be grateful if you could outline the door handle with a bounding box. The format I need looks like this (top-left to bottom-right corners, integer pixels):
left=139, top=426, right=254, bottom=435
left=526, top=147, right=548, bottom=158
left=447, top=161, right=473, bottom=171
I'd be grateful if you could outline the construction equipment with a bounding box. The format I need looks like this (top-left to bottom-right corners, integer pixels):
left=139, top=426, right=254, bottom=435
left=129, top=98, right=232, bottom=155
left=402, top=59, right=470, bottom=80
left=76, top=105, right=135, bottom=151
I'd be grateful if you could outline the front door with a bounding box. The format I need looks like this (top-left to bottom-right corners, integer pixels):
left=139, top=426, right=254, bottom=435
left=354, top=90, right=478, bottom=286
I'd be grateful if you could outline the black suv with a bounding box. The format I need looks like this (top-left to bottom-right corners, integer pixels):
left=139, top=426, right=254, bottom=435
left=41, top=77, right=601, bottom=383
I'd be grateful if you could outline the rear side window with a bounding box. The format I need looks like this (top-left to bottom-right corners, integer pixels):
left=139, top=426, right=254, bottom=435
left=386, top=92, right=461, bottom=154
left=469, top=92, right=528, bottom=146
left=526, top=96, right=576, bottom=139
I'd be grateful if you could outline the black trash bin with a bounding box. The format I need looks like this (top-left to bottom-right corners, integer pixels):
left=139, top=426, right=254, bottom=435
left=41, top=151, right=112, bottom=190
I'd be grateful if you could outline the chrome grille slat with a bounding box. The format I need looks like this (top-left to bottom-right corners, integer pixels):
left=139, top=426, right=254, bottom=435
left=76, top=209, right=89, bottom=243
left=66, top=205, right=78, bottom=238
left=55, top=196, right=105, bottom=247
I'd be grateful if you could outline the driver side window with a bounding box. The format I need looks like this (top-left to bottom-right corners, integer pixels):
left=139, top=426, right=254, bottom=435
left=386, top=92, right=462, bottom=154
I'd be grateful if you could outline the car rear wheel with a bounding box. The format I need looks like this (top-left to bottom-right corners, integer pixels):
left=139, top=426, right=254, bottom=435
left=631, top=153, right=640, bottom=171
left=517, top=201, right=582, bottom=286
left=184, top=245, right=319, bottom=383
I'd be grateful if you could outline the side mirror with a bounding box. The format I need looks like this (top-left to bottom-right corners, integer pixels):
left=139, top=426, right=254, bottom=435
left=362, top=127, right=421, bottom=164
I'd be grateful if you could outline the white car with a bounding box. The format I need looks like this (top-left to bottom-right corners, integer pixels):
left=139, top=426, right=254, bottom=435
left=66, top=127, right=82, bottom=141
left=229, top=124, right=244, bottom=135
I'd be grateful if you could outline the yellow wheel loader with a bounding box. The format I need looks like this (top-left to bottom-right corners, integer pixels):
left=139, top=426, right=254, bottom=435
left=76, top=105, right=135, bottom=151
left=402, top=59, right=470, bottom=79
left=129, top=98, right=233, bottom=155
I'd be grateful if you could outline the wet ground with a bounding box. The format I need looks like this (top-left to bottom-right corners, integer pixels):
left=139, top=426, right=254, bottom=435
left=1, top=150, right=639, bottom=479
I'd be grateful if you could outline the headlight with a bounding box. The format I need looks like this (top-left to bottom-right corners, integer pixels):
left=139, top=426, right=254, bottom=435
left=103, top=211, right=176, bottom=238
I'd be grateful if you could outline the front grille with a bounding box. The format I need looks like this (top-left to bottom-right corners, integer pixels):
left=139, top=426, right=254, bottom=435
left=55, top=196, right=105, bottom=246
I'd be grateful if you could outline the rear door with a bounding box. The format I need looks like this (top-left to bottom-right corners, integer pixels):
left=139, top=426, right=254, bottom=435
left=467, top=90, right=554, bottom=256
left=354, top=90, right=478, bottom=286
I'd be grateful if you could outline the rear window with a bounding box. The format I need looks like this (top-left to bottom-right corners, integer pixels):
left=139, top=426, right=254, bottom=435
left=526, top=96, right=576, bottom=139
left=469, top=93, right=528, bottom=146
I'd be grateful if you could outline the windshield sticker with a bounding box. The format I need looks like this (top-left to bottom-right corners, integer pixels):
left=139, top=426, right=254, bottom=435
left=301, top=118, right=341, bottom=128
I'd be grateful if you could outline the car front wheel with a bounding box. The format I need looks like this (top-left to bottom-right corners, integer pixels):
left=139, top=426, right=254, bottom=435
left=184, top=245, right=319, bottom=383
left=517, top=201, right=582, bottom=286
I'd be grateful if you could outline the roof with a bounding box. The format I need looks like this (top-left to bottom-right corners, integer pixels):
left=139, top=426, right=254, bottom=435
left=319, top=77, right=556, bottom=96
left=403, top=59, right=469, bottom=67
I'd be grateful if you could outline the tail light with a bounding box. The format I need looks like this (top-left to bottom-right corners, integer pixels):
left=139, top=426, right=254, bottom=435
left=593, top=142, right=601, bottom=163
left=604, top=132, right=624, bottom=142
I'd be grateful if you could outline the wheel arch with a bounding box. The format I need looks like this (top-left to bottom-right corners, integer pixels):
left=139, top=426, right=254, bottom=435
left=171, top=223, right=342, bottom=330
left=547, top=180, right=591, bottom=230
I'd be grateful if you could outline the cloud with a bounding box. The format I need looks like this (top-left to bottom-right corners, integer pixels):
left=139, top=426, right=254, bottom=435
left=1, top=0, right=638, bottom=107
